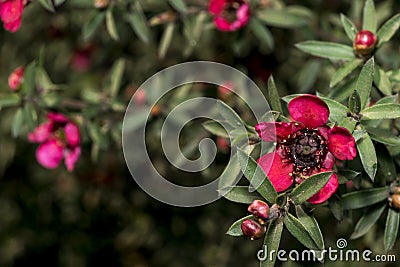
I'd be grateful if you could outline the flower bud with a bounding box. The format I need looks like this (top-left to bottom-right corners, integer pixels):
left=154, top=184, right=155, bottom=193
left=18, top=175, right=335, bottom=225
left=8, top=66, right=24, bottom=91
left=353, top=30, right=378, bottom=57
left=389, top=194, right=400, bottom=210
left=241, top=219, right=265, bottom=240
left=94, top=0, right=110, bottom=9
left=248, top=200, right=269, bottom=221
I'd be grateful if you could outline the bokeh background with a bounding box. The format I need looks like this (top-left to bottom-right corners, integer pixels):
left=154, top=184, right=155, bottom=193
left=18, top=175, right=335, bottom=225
left=0, top=0, right=399, bottom=266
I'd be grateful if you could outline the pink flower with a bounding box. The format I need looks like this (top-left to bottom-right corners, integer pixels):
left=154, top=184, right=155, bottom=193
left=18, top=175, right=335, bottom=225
left=209, top=0, right=250, bottom=32
left=29, top=112, right=81, bottom=172
left=0, top=0, right=24, bottom=32
left=8, top=66, right=24, bottom=91
left=255, top=95, right=357, bottom=204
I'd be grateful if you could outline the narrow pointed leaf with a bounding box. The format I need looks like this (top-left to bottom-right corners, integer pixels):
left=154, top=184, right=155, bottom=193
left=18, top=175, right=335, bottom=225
left=23, top=61, right=37, bottom=97
left=226, top=215, right=253, bottom=236
left=348, top=90, right=362, bottom=114
left=330, top=59, right=363, bottom=88
left=260, top=220, right=283, bottom=267
left=267, top=76, right=282, bottom=113
left=220, top=186, right=261, bottom=204
left=363, top=0, right=377, bottom=33
left=374, top=66, right=392, bottom=96
left=355, top=57, right=374, bottom=110
left=38, top=0, right=55, bottom=12
left=202, top=121, right=229, bottom=138
left=127, top=3, right=151, bottom=43
left=217, top=100, right=243, bottom=128
left=377, top=14, right=400, bottom=47
left=12, top=108, right=24, bottom=138
left=237, top=148, right=277, bottom=203
left=357, top=132, right=377, bottom=181
left=295, top=41, right=355, bottom=61
left=82, top=12, right=105, bottom=41
left=159, top=22, right=175, bottom=59
left=341, top=187, right=389, bottom=210
left=106, top=8, right=119, bottom=41
left=257, top=9, right=309, bottom=28
left=284, top=213, right=319, bottom=250
left=361, top=103, right=400, bottom=120
left=108, top=59, right=125, bottom=98
left=168, top=0, right=187, bottom=13
left=384, top=208, right=400, bottom=251
left=295, top=206, right=324, bottom=250
left=341, top=13, right=358, bottom=41
left=0, top=94, right=21, bottom=108
left=350, top=204, right=386, bottom=239
left=289, top=172, right=333, bottom=205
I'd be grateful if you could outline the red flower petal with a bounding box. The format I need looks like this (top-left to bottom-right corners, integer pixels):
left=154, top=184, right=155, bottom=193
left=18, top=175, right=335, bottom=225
left=47, top=112, right=69, bottom=123
left=307, top=172, right=338, bottom=204
left=257, top=151, right=293, bottom=192
left=36, top=140, right=64, bottom=169
left=64, top=146, right=81, bottom=172
left=255, top=122, right=300, bottom=142
left=3, top=16, right=20, bottom=32
left=322, top=151, right=335, bottom=169
left=0, top=0, right=23, bottom=24
left=208, top=0, right=225, bottom=15
left=28, top=122, right=52, bottom=143
left=327, top=126, right=357, bottom=160
left=64, top=122, right=80, bottom=147
left=288, top=95, right=329, bottom=128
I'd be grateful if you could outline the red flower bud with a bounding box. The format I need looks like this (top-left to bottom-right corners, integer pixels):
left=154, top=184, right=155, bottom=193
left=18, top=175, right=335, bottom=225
left=241, top=219, right=265, bottom=240
left=248, top=200, right=269, bottom=221
left=353, top=30, right=378, bottom=57
left=389, top=193, right=400, bottom=210
left=8, top=66, right=24, bottom=91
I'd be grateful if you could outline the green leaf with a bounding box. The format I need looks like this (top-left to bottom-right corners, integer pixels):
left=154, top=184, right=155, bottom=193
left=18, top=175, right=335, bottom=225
left=12, top=108, right=24, bottom=138
left=267, top=76, right=282, bottom=113
left=341, top=187, right=389, bottom=209
left=284, top=213, right=319, bottom=250
left=375, top=144, right=397, bottom=182
left=289, top=172, right=333, bottom=205
left=350, top=204, right=386, bottom=239
left=329, top=197, right=344, bottom=221
left=106, top=8, right=119, bottom=41
left=38, top=0, right=55, bottom=12
left=377, top=14, right=400, bottom=47
left=374, top=66, right=392, bottom=96
left=363, top=0, right=377, bottom=33
left=127, top=3, right=151, bottom=43
left=357, top=132, right=377, bottom=181
left=340, top=13, right=358, bottom=41
left=339, top=116, right=357, bottom=133
left=295, top=206, right=324, bottom=250
left=384, top=208, right=400, bottom=252
left=355, top=57, right=375, bottom=110
left=217, top=100, right=243, bottom=128
left=249, top=18, right=274, bottom=50
left=330, top=59, right=363, bottom=88
left=348, top=90, right=362, bottom=114
left=202, top=121, right=229, bottom=138
left=159, top=22, right=175, bottom=60
left=0, top=94, right=21, bottom=108
left=361, top=104, right=400, bottom=120
left=257, top=9, right=309, bottom=28
left=226, top=215, right=253, bottom=236
left=298, top=60, right=321, bottom=93
left=337, top=170, right=360, bottom=184
left=23, top=61, right=37, bottom=97
left=82, top=11, right=105, bottom=41
left=366, top=127, right=400, bottom=146
left=221, top=186, right=261, bottom=204
left=295, top=41, right=355, bottom=61
left=236, top=148, right=277, bottom=203
left=168, top=0, right=187, bottom=13
left=108, top=59, right=125, bottom=98
left=260, top=220, right=283, bottom=267
left=23, top=104, right=36, bottom=132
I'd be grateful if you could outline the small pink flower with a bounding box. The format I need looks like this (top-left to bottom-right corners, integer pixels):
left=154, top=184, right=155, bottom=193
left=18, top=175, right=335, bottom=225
left=8, top=66, right=24, bottom=91
left=218, top=81, right=234, bottom=99
left=256, top=95, right=357, bottom=204
left=0, top=0, right=24, bottom=32
left=134, top=88, right=147, bottom=106
left=209, top=0, right=250, bottom=32
left=29, top=112, right=81, bottom=172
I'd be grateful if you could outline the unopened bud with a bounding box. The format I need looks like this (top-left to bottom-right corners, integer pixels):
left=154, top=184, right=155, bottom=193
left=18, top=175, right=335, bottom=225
left=94, top=0, right=110, bottom=9
left=389, top=194, right=400, bottom=210
left=241, top=219, right=265, bottom=240
left=353, top=30, right=378, bottom=57
left=8, top=66, right=24, bottom=91
left=248, top=200, right=269, bottom=221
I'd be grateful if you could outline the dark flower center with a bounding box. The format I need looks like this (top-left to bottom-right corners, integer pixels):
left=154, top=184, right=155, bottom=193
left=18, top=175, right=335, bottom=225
left=279, top=128, right=327, bottom=177
left=221, top=0, right=244, bottom=23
